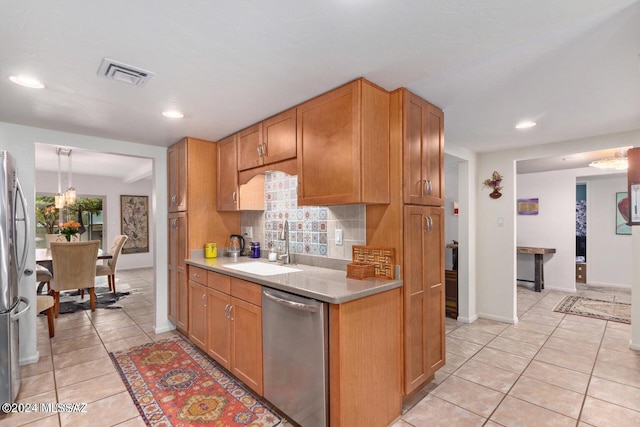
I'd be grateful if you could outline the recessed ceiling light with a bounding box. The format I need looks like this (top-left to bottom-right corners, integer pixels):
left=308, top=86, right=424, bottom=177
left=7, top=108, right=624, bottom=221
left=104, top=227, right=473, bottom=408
left=515, top=121, right=536, bottom=129
left=162, top=110, right=184, bottom=119
left=9, top=75, right=45, bottom=89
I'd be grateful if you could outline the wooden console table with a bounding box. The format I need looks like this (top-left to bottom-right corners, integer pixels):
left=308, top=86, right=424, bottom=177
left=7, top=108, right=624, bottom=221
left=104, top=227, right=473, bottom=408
left=517, top=246, right=556, bottom=292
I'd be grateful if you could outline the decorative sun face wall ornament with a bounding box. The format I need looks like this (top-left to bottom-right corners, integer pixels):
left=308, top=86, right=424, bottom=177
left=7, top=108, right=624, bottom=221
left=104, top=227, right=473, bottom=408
left=483, top=171, right=503, bottom=199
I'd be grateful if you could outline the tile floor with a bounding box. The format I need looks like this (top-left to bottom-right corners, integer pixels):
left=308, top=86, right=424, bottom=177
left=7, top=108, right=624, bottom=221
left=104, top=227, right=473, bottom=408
left=0, top=268, right=179, bottom=427
left=3, top=270, right=639, bottom=427
left=393, top=283, right=640, bottom=427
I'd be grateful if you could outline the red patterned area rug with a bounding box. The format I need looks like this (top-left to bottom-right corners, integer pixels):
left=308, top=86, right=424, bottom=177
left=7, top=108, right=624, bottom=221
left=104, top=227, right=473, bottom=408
left=110, top=335, right=283, bottom=426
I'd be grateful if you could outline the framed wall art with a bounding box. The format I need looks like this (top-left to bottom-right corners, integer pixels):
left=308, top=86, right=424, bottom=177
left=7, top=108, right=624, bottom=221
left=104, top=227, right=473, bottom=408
left=120, top=195, right=149, bottom=253
left=517, top=198, right=539, bottom=215
left=616, top=192, right=631, bottom=235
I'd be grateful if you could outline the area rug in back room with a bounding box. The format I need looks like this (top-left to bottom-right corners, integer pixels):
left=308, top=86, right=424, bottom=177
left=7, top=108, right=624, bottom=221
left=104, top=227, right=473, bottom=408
left=53, top=283, right=133, bottom=314
left=109, top=335, right=283, bottom=427
left=554, top=295, right=630, bottom=324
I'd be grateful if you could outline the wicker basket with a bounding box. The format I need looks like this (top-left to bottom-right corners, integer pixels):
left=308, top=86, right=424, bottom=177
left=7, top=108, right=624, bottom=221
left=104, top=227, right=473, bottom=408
left=346, top=262, right=375, bottom=280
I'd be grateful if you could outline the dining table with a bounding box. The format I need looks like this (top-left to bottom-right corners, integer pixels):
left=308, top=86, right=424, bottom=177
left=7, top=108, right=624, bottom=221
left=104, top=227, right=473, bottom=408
left=35, top=247, right=112, bottom=293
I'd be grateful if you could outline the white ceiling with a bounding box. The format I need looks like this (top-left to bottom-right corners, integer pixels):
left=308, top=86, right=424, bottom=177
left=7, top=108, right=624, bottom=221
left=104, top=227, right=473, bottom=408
left=2, top=1, right=640, bottom=177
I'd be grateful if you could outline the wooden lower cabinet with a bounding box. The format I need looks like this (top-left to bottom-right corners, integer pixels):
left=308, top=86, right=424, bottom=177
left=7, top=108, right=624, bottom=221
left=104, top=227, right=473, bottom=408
left=230, top=296, right=263, bottom=394
left=403, top=205, right=446, bottom=395
left=187, top=268, right=263, bottom=396
left=188, top=280, right=208, bottom=350
left=207, top=288, right=231, bottom=369
left=329, top=288, right=402, bottom=427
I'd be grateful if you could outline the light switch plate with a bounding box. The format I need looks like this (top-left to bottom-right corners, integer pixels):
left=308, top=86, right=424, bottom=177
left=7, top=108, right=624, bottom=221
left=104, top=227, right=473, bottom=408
left=335, top=229, right=343, bottom=245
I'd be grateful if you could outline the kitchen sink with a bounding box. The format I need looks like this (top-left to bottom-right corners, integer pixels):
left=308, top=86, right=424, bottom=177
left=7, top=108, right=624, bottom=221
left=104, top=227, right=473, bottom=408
left=224, top=261, right=302, bottom=276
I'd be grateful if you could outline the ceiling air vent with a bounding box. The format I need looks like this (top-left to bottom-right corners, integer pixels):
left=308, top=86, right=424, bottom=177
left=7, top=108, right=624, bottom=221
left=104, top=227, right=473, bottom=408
left=97, top=57, right=155, bottom=87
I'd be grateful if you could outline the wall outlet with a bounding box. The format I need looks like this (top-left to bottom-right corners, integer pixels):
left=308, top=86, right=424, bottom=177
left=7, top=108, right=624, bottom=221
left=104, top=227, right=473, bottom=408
left=242, top=226, right=253, bottom=239
left=335, top=229, right=343, bottom=245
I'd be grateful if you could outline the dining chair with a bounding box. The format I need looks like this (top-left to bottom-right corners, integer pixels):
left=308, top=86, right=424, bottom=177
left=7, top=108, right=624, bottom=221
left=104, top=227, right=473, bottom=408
left=36, top=264, right=52, bottom=293
left=45, top=233, right=77, bottom=249
left=49, top=240, right=100, bottom=317
left=36, top=295, right=55, bottom=338
left=96, top=235, right=128, bottom=294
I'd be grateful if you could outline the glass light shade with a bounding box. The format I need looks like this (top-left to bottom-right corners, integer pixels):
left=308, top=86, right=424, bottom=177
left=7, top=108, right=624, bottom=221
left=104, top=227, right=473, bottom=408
left=55, top=193, right=66, bottom=209
left=588, top=158, right=628, bottom=170
left=65, top=187, right=76, bottom=205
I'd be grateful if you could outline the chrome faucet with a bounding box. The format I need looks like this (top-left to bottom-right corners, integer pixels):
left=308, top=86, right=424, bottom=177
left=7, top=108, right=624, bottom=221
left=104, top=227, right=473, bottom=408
left=278, top=219, right=291, bottom=264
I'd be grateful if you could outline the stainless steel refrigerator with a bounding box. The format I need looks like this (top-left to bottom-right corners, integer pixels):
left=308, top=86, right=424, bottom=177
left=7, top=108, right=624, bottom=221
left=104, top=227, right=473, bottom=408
left=0, top=151, right=31, bottom=404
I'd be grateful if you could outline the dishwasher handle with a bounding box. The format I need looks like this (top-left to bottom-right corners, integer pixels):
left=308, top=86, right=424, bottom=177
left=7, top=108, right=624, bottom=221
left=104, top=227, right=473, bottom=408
left=263, top=290, right=319, bottom=313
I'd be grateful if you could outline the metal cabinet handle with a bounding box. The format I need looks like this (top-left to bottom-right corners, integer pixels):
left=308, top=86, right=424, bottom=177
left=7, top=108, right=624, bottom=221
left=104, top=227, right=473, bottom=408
left=171, top=194, right=176, bottom=205
left=261, top=143, right=267, bottom=157
left=257, top=145, right=263, bottom=157
left=421, top=180, right=427, bottom=195
left=201, top=293, right=206, bottom=307
left=228, top=305, right=234, bottom=321
left=424, top=216, right=433, bottom=232
left=427, top=180, right=433, bottom=195
left=224, top=304, right=230, bottom=319
left=232, top=191, right=237, bottom=203
left=263, top=290, right=319, bottom=312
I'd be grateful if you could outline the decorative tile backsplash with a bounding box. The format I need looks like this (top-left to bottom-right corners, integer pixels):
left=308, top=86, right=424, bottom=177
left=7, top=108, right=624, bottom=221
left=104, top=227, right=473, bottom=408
left=240, top=171, right=365, bottom=260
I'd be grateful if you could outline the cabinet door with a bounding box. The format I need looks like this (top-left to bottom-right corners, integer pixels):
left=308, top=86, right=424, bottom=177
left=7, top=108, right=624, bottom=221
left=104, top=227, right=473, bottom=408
left=230, top=297, right=263, bottom=395
left=168, top=140, right=187, bottom=212
left=403, top=91, right=444, bottom=206
left=423, top=207, right=445, bottom=377
left=263, top=108, right=296, bottom=166
left=237, top=124, right=263, bottom=171
left=217, top=134, right=239, bottom=211
left=403, top=205, right=445, bottom=395
left=168, top=212, right=188, bottom=331
left=188, top=281, right=208, bottom=350
left=297, top=81, right=360, bottom=205
left=207, top=288, right=231, bottom=370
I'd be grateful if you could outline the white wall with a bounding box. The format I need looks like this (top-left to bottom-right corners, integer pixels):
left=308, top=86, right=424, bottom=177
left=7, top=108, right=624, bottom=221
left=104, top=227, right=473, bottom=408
left=444, top=162, right=459, bottom=270
left=36, top=170, right=154, bottom=270
left=583, top=173, right=632, bottom=287
left=517, top=169, right=576, bottom=292
left=516, top=170, right=632, bottom=290
left=477, top=129, right=640, bottom=326
left=0, top=121, right=170, bottom=366
left=444, top=143, right=477, bottom=323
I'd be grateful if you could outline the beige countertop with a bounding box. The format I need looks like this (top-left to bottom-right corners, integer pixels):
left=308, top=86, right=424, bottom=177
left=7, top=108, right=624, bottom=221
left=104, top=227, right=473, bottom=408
left=186, top=255, right=403, bottom=304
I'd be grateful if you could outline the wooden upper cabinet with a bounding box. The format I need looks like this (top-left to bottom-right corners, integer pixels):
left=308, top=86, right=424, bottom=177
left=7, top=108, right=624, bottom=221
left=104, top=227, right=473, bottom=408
left=297, top=78, right=390, bottom=206
left=217, top=134, right=239, bottom=211
left=262, top=108, right=297, bottom=165
left=237, top=109, right=297, bottom=173
left=402, top=90, right=444, bottom=206
left=168, top=139, right=187, bottom=212
left=237, top=124, right=263, bottom=171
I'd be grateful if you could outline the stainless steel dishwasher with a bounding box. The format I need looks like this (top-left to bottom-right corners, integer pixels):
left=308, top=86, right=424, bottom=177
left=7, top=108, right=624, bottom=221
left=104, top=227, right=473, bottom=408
left=262, top=288, right=328, bottom=427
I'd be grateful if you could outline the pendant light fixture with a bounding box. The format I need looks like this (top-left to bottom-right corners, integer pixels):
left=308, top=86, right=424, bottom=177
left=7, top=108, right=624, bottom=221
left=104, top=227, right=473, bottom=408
left=55, top=148, right=66, bottom=209
left=65, top=149, right=76, bottom=205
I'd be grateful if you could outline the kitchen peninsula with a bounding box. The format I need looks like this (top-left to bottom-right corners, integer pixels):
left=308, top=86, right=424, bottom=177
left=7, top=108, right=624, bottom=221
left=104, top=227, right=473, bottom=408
left=186, top=255, right=403, bottom=426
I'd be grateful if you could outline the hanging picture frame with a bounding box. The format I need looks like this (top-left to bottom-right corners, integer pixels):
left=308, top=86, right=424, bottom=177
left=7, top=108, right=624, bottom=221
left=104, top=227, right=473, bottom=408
left=517, top=198, right=539, bottom=215
left=120, top=195, right=149, bottom=253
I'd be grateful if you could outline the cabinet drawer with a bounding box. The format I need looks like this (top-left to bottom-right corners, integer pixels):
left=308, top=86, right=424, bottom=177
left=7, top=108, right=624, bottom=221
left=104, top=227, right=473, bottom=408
left=189, top=266, right=207, bottom=285
left=230, top=278, right=262, bottom=306
left=208, top=271, right=231, bottom=294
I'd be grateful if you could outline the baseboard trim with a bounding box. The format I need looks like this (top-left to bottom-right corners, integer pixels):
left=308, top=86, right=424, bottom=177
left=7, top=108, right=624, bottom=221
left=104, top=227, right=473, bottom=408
left=456, top=314, right=478, bottom=324
left=153, top=322, right=176, bottom=334
left=477, top=312, right=518, bottom=324
left=20, top=351, right=40, bottom=366
left=629, top=340, right=640, bottom=351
